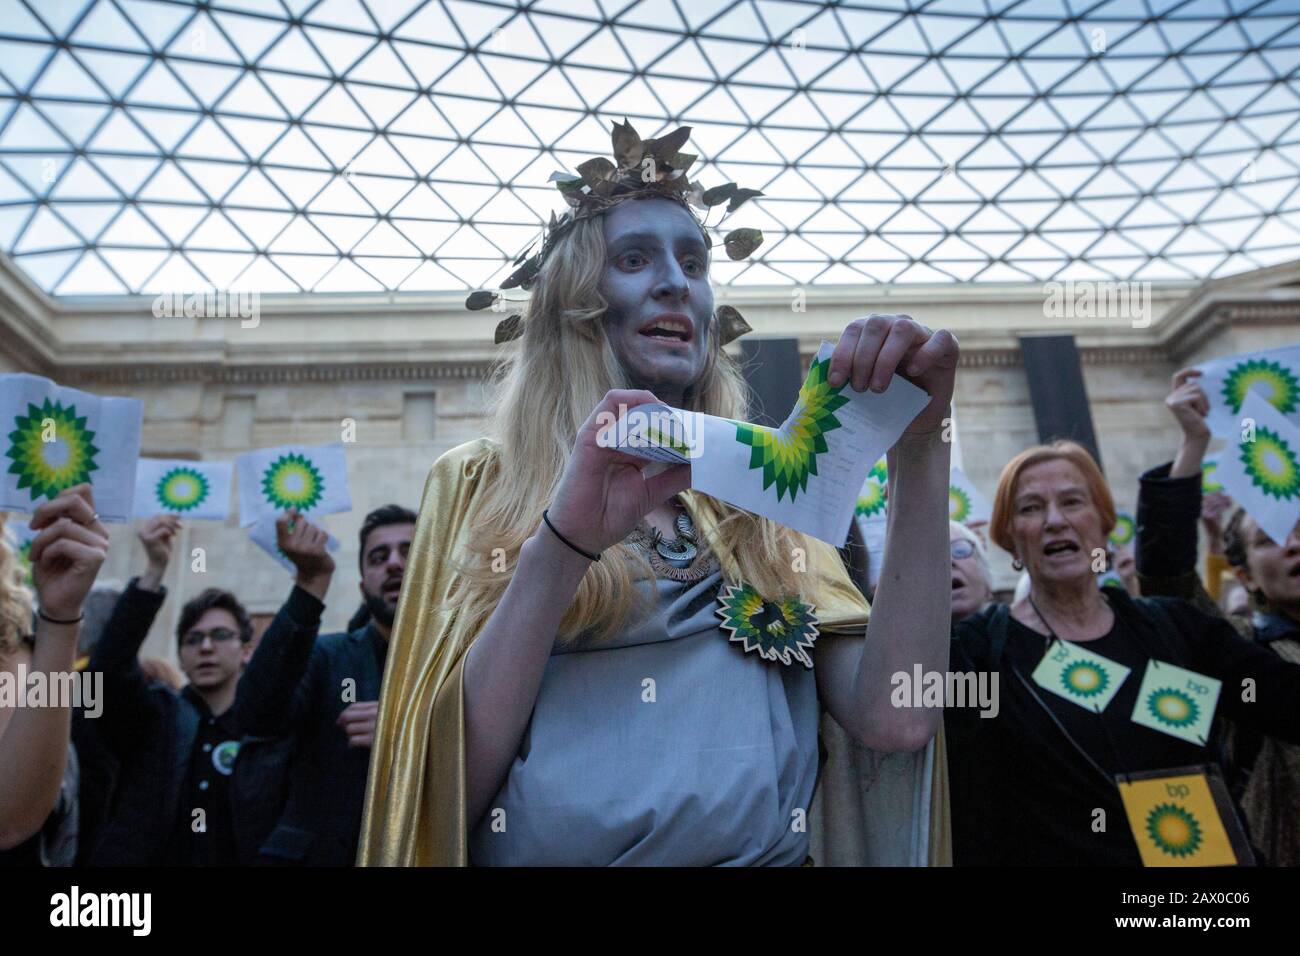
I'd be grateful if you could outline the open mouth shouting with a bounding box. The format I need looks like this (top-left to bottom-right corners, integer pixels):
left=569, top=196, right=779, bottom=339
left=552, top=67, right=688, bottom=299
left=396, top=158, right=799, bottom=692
left=638, top=312, right=695, bottom=346
left=1042, top=539, right=1081, bottom=561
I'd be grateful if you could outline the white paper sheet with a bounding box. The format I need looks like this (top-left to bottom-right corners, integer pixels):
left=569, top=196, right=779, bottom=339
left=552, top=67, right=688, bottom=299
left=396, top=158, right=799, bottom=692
left=133, top=458, right=233, bottom=521
left=1215, top=391, right=1300, bottom=546
left=610, top=341, right=929, bottom=545
left=1196, top=344, right=1300, bottom=437
left=236, top=442, right=352, bottom=527
left=0, top=373, right=142, bottom=522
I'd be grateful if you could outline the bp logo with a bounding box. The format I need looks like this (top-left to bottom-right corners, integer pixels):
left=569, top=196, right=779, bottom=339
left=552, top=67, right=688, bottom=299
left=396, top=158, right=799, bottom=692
left=716, top=581, right=820, bottom=668
left=5, top=398, right=99, bottom=501
left=1201, top=461, right=1223, bottom=494
left=856, top=479, right=886, bottom=518
left=1110, top=513, right=1135, bottom=546
left=1146, top=803, right=1202, bottom=858
left=212, top=740, right=241, bottom=776
left=1061, top=661, right=1108, bottom=699
left=156, top=466, right=209, bottom=512
left=1240, top=426, right=1300, bottom=501
left=261, top=453, right=324, bottom=511
left=1147, top=687, right=1199, bottom=728
left=1221, top=358, right=1300, bottom=417
left=949, top=486, right=972, bottom=522
left=734, top=357, right=848, bottom=502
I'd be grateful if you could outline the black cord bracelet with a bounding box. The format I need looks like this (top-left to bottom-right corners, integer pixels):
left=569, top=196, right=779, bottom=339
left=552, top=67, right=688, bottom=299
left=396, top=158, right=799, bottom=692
left=38, top=609, right=84, bottom=626
left=541, top=509, right=600, bottom=562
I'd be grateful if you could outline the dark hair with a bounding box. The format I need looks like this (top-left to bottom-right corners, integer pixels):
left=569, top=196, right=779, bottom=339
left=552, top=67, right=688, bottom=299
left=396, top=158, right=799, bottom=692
left=358, top=504, right=417, bottom=571
left=1223, top=506, right=1250, bottom=570
left=176, top=588, right=253, bottom=646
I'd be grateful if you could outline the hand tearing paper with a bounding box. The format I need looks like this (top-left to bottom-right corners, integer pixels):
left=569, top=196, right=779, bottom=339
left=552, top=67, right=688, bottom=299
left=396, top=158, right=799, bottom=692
left=608, top=341, right=930, bottom=545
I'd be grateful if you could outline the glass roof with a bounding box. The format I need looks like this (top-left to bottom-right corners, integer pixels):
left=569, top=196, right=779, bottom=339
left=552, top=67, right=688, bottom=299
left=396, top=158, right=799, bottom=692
left=0, top=0, right=1297, bottom=295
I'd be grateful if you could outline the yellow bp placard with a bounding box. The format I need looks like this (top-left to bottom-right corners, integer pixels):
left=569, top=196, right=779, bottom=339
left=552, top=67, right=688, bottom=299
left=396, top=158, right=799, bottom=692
left=1118, top=769, right=1240, bottom=867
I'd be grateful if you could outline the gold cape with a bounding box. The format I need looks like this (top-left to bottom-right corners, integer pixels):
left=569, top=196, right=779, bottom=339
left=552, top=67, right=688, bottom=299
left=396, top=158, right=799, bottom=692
left=358, top=437, right=951, bottom=866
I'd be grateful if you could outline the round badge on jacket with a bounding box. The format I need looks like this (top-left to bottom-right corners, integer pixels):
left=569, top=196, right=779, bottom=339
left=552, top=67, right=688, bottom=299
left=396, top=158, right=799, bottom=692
left=212, top=740, right=241, bottom=776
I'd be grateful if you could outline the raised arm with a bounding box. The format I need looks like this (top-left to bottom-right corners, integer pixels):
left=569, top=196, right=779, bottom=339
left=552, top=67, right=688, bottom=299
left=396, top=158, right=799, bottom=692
left=90, top=515, right=177, bottom=756
left=234, top=511, right=334, bottom=737
left=1136, top=368, right=1222, bottom=618
left=0, top=485, right=107, bottom=849
left=462, top=389, right=691, bottom=828
left=815, top=315, right=958, bottom=752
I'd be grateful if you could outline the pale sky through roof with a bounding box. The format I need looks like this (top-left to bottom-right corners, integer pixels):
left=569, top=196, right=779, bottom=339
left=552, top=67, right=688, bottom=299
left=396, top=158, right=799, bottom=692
left=0, top=0, right=1297, bottom=296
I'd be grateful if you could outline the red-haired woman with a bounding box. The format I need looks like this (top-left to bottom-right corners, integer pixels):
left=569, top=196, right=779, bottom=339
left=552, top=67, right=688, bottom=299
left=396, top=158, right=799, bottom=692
left=944, top=440, right=1300, bottom=865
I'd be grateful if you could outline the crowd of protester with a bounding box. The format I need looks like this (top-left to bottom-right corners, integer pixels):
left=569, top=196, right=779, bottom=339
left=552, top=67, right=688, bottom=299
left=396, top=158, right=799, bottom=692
left=0, top=498, right=415, bottom=867
left=0, top=364, right=1296, bottom=867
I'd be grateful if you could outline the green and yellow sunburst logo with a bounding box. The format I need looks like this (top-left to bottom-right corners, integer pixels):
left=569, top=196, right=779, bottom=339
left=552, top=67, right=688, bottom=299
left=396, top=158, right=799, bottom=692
left=1146, top=803, right=1203, bottom=858
left=1201, top=460, right=1223, bottom=494
left=869, top=457, right=887, bottom=483
left=5, top=398, right=99, bottom=501
left=1240, top=427, right=1300, bottom=500
left=1147, top=687, right=1199, bottom=728
left=1110, top=513, right=1135, bottom=546
left=856, top=479, right=887, bottom=518
left=949, top=486, right=972, bottom=522
left=734, top=357, right=849, bottom=502
left=261, top=453, right=324, bottom=511
left=156, top=466, right=209, bottom=512
left=1221, top=358, right=1300, bottom=417
left=1061, top=660, right=1108, bottom=699
left=716, top=581, right=819, bottom=668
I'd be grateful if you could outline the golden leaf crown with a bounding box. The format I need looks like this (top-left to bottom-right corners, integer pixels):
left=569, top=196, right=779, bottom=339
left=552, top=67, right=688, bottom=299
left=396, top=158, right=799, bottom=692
left=466, top=118, right=763, bottom=346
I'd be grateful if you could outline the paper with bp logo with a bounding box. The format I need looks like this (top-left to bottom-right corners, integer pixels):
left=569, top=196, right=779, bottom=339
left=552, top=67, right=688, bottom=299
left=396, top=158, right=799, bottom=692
left=1214, top=392, right=1300, bottom=548
left=1195, top=343, right=1300, bottom=438
left=1031, top=639, right=1132, bottom=713
left=236, top=443, right=352, bottom=527
left=1118, top=768, right=1243, bottom=867
left=606, top=341, right=930, bottom=545
left=133, top=458, right=233, bottom=520
left=0, top=373, right=142, bottom=522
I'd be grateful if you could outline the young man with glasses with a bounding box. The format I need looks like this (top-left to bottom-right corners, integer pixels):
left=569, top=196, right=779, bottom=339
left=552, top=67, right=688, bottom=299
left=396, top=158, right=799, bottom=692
left=89, top=514, right=333, bottom=865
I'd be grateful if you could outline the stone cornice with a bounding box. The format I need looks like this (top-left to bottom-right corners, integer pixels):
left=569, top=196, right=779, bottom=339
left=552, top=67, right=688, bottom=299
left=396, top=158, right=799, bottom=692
left=59, top=343, right=1186, bottom=385
left=61, top=360, right=494, bottom=386
left=3, top=253, right=1297, bottom=385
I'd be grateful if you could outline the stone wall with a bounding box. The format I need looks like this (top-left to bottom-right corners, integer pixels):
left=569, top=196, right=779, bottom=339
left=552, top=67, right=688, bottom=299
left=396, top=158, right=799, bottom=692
left=3, top=264, right=1296, bottom=661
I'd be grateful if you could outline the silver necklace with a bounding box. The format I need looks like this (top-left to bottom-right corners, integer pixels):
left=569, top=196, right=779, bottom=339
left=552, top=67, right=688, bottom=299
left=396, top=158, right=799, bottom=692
left=654, top=511, right=697, bottom=562
left=631, top=510, right=697, bottom=564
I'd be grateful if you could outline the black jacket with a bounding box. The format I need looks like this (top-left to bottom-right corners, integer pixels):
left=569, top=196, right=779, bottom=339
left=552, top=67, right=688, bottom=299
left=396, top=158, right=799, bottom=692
left=1135, top=461, right=1300, bottom=813
left=946, top=584, right=1300, bottom=865
left=236, top=609, right=385, bottom=866
left=89, top=580, right=324, bottom=865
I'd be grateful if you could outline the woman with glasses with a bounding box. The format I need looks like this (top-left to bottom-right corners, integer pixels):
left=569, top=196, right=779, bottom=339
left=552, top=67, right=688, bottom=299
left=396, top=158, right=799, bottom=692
left=949, top=523, right=993, bottom=623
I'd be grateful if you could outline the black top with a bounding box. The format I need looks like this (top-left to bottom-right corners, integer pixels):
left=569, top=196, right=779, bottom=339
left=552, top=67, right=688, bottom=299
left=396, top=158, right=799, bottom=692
left=945, top=589, right=1300, bottom=865
left=167, top=688, right=241, bottom=866
left=236, top=619, right=385, bottom=866
left=91, top=580, right=326, bottom=866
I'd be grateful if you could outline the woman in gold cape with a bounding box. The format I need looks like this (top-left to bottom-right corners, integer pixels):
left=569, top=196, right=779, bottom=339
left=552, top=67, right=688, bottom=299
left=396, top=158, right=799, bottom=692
left=359, top=124, right=956, bottom=866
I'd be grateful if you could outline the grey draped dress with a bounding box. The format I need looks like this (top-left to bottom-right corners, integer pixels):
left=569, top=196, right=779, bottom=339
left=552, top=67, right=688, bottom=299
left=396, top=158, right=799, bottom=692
left=469, top=558, right=820, bottom=866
